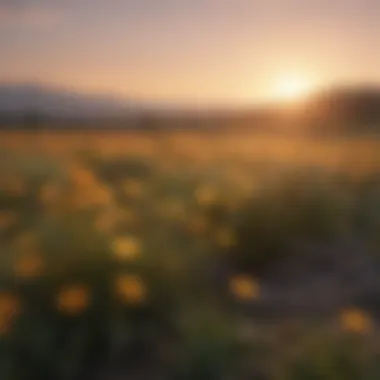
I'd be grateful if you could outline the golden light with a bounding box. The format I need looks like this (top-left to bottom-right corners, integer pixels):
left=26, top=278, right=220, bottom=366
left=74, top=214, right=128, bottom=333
left=271, top=73, right=315, bottom=102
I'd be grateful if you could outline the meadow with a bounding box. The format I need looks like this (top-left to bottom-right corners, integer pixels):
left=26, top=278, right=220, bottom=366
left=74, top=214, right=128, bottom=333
left=1, top=130, right=380, bottom=379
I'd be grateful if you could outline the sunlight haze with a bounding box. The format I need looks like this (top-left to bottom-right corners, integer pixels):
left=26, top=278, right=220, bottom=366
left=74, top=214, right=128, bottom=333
left=1, top=0, right=380, bottom=106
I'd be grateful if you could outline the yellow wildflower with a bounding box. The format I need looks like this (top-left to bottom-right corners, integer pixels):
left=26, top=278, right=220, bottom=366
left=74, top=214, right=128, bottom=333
left=340, top=308, right=372, bottom=333
left=229, top=275, right=260, bottom=301
left=195, top=185, right=218, bottom=206
left=68, top=182, right=111, bottom=209
left=68, top=165, right=96, bottom=188
left=13, top=254, right=44, bottom=279
left=0, top=211, right=18, bottom=230
left=0, top=292, right=20, bottom=335
left=89, top=183, right=112, bottom=206
left=112, top=236, right=142, bottom=261
left=115, top=274, right=147, bottom=305
left=56, top=285, right=90, bottom=316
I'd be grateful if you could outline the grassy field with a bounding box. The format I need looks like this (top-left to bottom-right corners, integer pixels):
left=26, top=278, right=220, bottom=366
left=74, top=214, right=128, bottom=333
left=1, top=130, right=380, bottom=379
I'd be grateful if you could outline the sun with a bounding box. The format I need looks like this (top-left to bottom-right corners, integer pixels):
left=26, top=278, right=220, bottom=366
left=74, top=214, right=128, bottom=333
left=271, top=74, right=315, bottom=102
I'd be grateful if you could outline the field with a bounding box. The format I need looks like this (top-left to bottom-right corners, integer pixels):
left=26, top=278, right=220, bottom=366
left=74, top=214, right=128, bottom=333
left=1, top=130, right=380, bottom=379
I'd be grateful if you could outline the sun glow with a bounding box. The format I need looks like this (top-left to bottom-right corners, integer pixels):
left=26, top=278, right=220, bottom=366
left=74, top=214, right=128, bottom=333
left=271, top=73, right=315, bottom=102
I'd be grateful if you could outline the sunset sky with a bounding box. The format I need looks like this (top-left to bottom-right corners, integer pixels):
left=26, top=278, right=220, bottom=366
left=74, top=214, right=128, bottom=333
left=1, top=0, right=380, bottom=106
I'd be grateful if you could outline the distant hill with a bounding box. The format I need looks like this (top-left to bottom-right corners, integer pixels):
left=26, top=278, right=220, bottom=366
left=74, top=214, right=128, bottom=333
left=296, top=86, right=380, bottom=134
left=1, top=83, right=380, bottom=133
left=0, top=83, right=278, bottom=130
left=0, top=84, right=146, bottom=125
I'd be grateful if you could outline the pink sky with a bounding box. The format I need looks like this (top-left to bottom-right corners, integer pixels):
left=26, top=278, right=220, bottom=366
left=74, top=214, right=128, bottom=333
left=1, top=0, right=380, bottom=105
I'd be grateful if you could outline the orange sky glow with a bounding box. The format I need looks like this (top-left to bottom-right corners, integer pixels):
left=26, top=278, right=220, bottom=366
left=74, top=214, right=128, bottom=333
left=1, top=0, right=380, bottom=106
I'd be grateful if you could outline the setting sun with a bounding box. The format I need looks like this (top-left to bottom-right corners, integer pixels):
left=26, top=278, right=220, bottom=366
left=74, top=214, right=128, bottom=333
left=271, top=74, right=315, bottom=102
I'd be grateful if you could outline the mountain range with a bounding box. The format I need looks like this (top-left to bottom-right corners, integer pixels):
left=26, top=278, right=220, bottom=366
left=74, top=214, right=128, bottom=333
left=0, top=84, right=142, bottom=120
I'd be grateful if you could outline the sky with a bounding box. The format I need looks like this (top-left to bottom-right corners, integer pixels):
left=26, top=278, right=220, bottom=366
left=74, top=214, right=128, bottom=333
left=1, top=0, right=380, bottom=106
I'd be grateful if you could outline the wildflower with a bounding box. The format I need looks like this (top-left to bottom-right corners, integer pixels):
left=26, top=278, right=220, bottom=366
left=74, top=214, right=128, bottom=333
left=68, top=182, right=111, bottom=208
left=229, top=275, right=260, bottom=301
left=13, top=254, right=44, bottom=279
left=56, top=285, right=90, bottom=316
left=90, top=183, right=112, bottom=205
left=115, top=274, right=147, bottom=305
left=340, top=308, right=372, bottom=333
left=0, top=211, right=18, bottom=230
left=0, top=292, right=20, bottom=335
left=112, top=236, right=142, bottom=261
left=68, top=165, right=96, bottom=188
left=195, top=185, right=218, bottom=206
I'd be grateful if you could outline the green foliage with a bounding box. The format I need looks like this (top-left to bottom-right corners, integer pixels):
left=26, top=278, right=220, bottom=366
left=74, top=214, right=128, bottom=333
left=287, top=334, right=380, bottom=380
left=0, top=150, right=380, bottom=379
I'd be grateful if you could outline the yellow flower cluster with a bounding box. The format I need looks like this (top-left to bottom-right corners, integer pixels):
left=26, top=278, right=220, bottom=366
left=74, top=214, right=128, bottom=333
left=67, top=164, right=112, bottom=208
left=115, top=274, right=147, bottom=305
left=340, top=308, right=372, bottom=333
left=68, top=165, right=96, bottom=188
left=229, top=275, right=260, bottom=301
left=112, top=236, right=142, bottom=261
left=70, top=183, right=112, bottom=209
left=56, top=285, right=91, bottom=316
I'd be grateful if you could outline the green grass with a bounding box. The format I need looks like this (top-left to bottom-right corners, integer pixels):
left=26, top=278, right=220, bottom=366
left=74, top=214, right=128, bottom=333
left=0, top=148, right=380, bottom=379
